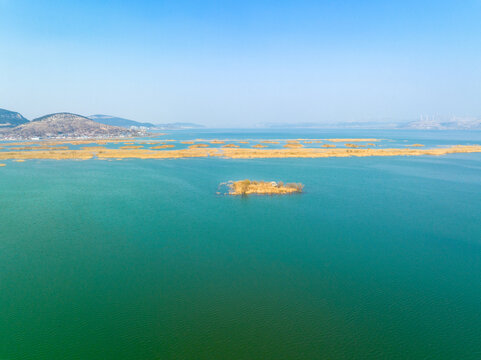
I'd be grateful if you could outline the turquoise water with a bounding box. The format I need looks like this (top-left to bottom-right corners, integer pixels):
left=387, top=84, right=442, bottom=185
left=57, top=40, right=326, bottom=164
left=1, top=130, right=481, bottom=359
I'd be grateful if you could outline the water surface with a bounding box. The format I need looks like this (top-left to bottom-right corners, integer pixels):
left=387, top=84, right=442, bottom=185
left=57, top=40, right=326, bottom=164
left=1, top=130, right=481, bottom=359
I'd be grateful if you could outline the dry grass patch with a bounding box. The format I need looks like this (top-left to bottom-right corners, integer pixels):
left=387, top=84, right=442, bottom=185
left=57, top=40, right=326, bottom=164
left=283, top=143, right=304, bottom=148
left=227, top=180, right=304, bottom=196
left=8, top=146, right=70, bottom=150
left=81, top=146, right=107, bottom=150
left=151, top=144, right=175, bottom=149
left=326, top=138, right=380, bottom=142
left=2, top=144, right=481, bottom=161
left=120, top=145, right=143, bottom=149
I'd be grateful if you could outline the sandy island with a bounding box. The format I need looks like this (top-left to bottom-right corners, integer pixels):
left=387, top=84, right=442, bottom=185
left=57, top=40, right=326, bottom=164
left=225, top=180, right=304, bottom=195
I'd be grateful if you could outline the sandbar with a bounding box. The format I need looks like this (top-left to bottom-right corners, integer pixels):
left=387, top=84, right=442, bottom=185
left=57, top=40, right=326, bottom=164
left=226, top=180, right=304, bottom=195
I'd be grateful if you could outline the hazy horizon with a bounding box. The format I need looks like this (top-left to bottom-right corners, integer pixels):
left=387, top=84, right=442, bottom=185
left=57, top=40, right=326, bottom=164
left=1, top=0, right=480, bottom=127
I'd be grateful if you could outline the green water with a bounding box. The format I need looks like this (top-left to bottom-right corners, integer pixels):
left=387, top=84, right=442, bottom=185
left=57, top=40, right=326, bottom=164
left=1, top=131, right=481, bottom=359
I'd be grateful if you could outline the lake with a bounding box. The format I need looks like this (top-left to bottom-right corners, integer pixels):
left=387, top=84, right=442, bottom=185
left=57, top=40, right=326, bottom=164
left=1, top=130, right=481, bottom=359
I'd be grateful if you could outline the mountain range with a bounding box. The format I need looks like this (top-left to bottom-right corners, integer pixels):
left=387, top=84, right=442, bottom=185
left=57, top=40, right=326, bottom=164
left=2, top=107, right=480, bottom=136
left=88, top=114, right=156, bottom=128
left=261, top=117, right=481, bottom=130
left=1, top=108, right=204, bottom=130
left=88, top=115, right=204, bottom=130
left=154, top=122, right=205, bottom=130
left=0, top=113, right=141, bottom=139
left=400, top=117, right=481, bottom=130
left=0, top=107, right=206, bottom=139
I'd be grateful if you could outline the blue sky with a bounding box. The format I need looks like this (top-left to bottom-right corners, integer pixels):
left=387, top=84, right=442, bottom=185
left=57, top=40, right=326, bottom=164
left=1, top=0, right=480, bottom=126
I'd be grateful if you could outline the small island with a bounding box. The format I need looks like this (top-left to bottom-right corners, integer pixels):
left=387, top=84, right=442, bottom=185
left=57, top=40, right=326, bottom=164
left=226, top=180, right=304, bottom=196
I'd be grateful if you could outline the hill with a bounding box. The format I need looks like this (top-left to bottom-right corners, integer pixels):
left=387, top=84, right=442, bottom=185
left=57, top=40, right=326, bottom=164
left=0, top=108, right=29, bottom=127
left=261, top=117, right=481, bottom=130
left=89, top=115, right=205, bottom=130
left=0, top=113, right=141, bottom=139
left=401, top=117, right=481, bottom=130
left=89, top=114, right=156, bottom=128
left=156, top=122, right=205, bottom=130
